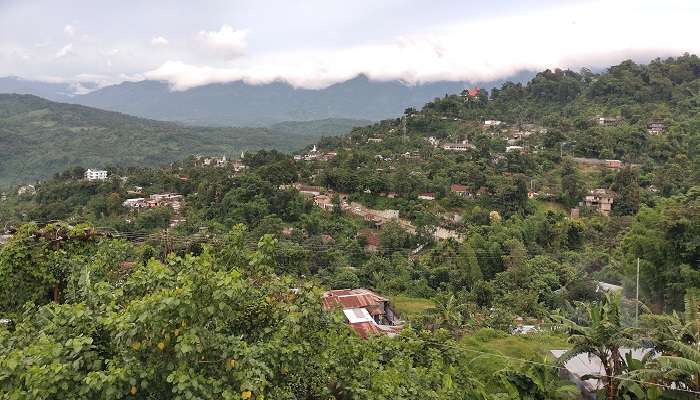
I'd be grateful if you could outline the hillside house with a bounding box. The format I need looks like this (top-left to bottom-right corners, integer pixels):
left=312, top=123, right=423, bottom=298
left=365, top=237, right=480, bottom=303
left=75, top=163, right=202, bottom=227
left=418, top=192, right=436, bottom=201
left=147, top=193, right=184, bottom=210
left=584, top=189, right=615, bottom=216
left=450, top=184, right=471, bottom=197
left=442, top=141, right=474, bottom=152
left=322, top=289, right=402, bottom=338
left=298, top=185, right=322, bottom=197
left=84, top=169, right=108, bottom=181
left=313, top=194, right=334, bottom=211
left=596, top=116, right=623, bottom=126
left=122, top=197, right=147, bottom=208
left=573, top=158, right=622, bottom=169
left=17, top=184, right=36, bottom=195
left=483, top=120, right=503, bottom=127
left=462, top=87, right=481, bottom=101
left=367, top=137, right=383, bottom=143
left=505, top=145, right=525, bottom=153
left=647, top=120, right=666, bottom=135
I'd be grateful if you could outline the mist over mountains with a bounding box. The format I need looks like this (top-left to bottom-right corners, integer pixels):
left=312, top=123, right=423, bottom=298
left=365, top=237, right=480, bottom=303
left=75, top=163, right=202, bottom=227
left=0, top=72, right=534, bottom=126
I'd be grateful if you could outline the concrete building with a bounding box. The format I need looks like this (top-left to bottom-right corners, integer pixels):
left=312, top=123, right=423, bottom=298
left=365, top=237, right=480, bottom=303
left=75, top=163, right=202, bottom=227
left=84, top=169, right=108, bottom=181
left=584, top=189, right=615, bottom=216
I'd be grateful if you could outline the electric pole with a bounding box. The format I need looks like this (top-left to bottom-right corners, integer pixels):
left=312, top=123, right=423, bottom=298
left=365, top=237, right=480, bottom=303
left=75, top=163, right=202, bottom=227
left=635, top=257, right=640, bottom=326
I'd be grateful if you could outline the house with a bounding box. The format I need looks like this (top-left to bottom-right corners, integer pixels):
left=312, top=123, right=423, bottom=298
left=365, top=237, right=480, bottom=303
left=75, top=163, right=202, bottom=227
left=294, top=183, right=323, bottom=197
left=122, top=197, right=147, bottom=208
left=442, top=141, right=474, bottom=152
left=425, top=136, right=439, bottom=147
left=17, top=184, right=36, bottom=195
left=647, top=120, right=666, bottom=135
left=418, top=192, right=436, bottom=201
left=550, top=349, right=651, bottom=399
left=313, top=194, right=335, bottom=211
left=450, top=184, right=471, bottom=197
left=511, top=131, right=533, bottom=141
left=322, top=289, right=402, bottom=338
left=505, top=145, right=525, bottom=153
left=573, top=158, right=622, bottom=169
left=462, top=87, right=480, bottom=99
left=146, top=193, right=184, bottom=210
left=584, top=189, right=615, bottom=216
left=367, top=137, right=383, bottom=143
left=84, top=169, right=108, bottom=181
left=483, top=120, right=503, bottom=127
left=232, top=159, right=247, bottom=172
left=434, top=227, right=463, bottom=242
left=596, top=116, right=623, bottom=126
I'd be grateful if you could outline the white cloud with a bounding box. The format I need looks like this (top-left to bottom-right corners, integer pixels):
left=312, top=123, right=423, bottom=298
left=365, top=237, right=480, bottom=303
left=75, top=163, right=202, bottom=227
left=151, top=36, right=169, bottom=46
left=197, top=25, right=248, bottom=59
left=64, top=25, right=75, bottom=36
left=146, top=0, right=700, bottom=90
left=55, top=43, right=74, bottom=58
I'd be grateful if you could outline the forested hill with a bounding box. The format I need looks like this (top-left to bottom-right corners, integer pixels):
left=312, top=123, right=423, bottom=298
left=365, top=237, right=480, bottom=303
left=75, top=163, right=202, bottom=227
left=65, top=72, right=535, bottom=126
left=0, top=94, right=363, bottom=187
left=323, top=54, right=699, bottom=174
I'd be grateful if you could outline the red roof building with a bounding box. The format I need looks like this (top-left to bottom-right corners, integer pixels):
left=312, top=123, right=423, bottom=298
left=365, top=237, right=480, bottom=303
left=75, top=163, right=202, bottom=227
left=322, top=289, right=402, bottom=338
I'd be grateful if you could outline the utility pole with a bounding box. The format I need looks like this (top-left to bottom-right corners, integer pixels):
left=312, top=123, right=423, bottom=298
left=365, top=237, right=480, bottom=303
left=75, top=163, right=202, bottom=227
left=401, top=116, right=407, bottom=144
left=635, top=257, right=640, bottom=326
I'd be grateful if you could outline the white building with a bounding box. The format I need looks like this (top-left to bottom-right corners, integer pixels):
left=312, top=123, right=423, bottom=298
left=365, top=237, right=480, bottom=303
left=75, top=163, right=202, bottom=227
left=442, top=141, right=474, bottom=152
left=483, top=120, right=503, bottom=126
left=84, top=169, right=108, bottom=181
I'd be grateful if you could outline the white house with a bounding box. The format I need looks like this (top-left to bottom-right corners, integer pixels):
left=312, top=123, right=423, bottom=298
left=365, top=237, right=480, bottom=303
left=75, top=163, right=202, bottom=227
left=84, top=169, right=108, bottom=181
left=483, top=120, right=503, bottom=126
left=442, top=141, right=474, bottom=152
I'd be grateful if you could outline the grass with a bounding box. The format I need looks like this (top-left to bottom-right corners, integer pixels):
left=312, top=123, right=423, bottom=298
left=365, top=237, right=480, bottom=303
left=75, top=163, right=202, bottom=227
left=459, top=328, right=570, bottom=382
left=390, top=295, right=434, bottom=319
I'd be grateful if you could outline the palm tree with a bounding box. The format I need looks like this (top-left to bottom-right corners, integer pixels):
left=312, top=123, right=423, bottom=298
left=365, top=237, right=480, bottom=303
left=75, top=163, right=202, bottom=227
left=428, top=292, right=467, bottom=333
left=632, top=292, right=700, bottom=393
left=553, top=292, right=640, bottom=400
left=498, top=358, right=579, bottom=400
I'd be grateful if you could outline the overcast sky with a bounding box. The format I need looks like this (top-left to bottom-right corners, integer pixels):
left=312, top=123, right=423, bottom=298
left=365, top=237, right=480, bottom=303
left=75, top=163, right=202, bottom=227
left=1, top=0, right=698, bottom=89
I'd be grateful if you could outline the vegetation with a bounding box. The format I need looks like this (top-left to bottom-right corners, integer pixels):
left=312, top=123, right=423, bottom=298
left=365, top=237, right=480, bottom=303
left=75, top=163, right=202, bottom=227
left=0, top=94, right=361, bottom=186
left=1, top=54, right=699, bottom=398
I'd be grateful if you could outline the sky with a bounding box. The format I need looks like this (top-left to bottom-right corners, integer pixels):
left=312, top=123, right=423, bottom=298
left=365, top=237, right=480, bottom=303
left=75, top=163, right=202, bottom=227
left=1, top=0, right=699, bottom=90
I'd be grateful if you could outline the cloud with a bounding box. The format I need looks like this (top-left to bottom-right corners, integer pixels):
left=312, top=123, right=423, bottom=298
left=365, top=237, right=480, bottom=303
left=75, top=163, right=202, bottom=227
left=197, top=25, right=248, bottom=59
left=147, top=0, right=700, bottom=90
left=55, top=43, right=74, bottom=58
left=151, top=36, right=169, bottom=46
left=64, top=25, right=75, bottom=36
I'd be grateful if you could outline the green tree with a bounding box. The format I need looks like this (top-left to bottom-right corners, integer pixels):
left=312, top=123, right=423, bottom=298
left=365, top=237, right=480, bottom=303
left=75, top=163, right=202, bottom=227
left=611, top=166, right=641, bottom=216
left=553, top=293, right=639, bottom=400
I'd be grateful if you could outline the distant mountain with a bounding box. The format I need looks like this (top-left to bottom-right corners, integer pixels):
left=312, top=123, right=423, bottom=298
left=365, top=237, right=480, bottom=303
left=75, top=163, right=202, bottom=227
left=68, top=73, right=534, bottom=126
left=0, top=76, right=99, bottom=102
left=0, top=94, right=362, bottom=187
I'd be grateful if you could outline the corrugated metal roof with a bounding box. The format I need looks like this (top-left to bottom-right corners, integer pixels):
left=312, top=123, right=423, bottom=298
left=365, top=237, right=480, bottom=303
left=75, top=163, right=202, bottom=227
left=322, top=289, right=388, bottom=310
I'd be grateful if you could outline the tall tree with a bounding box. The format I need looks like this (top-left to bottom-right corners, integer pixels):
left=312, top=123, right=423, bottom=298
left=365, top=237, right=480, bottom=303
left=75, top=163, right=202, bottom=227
left=553, top=293, right=639, bottom=400
left=611, top=166, right=641, bottom=216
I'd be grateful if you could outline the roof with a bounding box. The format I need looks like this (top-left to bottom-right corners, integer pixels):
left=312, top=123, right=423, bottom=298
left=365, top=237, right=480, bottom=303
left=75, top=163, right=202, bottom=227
left=322, top=289, right=388, bottom=311
left=451, top=184, right=469, bottom=192
left=343, top=307, right=374, bottom=323
left=551, top=349, right=651, bottom=393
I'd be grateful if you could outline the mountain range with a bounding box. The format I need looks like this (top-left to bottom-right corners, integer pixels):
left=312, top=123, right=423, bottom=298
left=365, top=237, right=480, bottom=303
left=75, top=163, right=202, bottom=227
left=0, top=94, right=363, bottom=187
left=0, top=72, right=534, bottom=126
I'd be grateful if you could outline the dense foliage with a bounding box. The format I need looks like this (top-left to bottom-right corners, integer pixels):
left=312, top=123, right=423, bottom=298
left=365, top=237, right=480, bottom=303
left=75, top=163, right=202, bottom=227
left=1, top=55, right=699, bottom=398
left=0, top=94, right=361, bottom=186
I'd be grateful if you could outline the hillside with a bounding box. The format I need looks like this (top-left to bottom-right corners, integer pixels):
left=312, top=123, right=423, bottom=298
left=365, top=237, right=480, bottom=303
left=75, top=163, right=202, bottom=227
left=0, top=94, right=364, bottom=186
left=63, top=73, right=534, bottom=126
